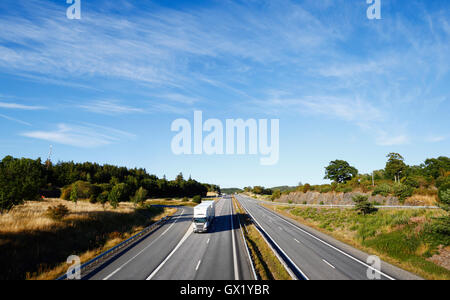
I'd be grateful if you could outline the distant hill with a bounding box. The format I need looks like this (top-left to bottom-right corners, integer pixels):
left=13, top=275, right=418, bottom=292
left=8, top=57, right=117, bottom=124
left=221, top=188, right=243, bottom=194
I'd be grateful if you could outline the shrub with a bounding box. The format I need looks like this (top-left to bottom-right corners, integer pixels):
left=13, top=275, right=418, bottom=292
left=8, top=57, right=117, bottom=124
left=46, top=204, right=69, bottom=221
left=372, top=183, right=392, bottom=197
left=192, top=195, right=202, bottom=204
left=353, top=194, right=378, bottom=215
left=97, top=191, right=109, bottom=207
left=89, top=195, right=97, bottom=204
left=131, top=187, right=148, bottom=207
left=403, top=177, right=420, bottom=188
left=336, top=186, right=352, bottom=193
left=302, top=184, right=311, bottom=193
left=271, top=189, right=281, bottom=201
left=182, top=197, right=189, bottom=202
left=319, top=185, right=332, bottom=193
left=393, top=183, right=413, bottom=202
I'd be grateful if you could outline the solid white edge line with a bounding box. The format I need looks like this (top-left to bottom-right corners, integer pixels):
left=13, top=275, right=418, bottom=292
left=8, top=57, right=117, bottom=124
left=103, top=209, right=185, bottom=280
left=238, top=196, right=309, bottom=280
left=230, top=198, right=240, bottom=280
left=256, top=199, right=396, bottom=280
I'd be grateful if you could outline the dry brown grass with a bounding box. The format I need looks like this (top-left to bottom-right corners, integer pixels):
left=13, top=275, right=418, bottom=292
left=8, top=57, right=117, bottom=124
left=0, top=198, right=136, bottom=234
left=404, top=195, right=437, bottom=206
left=0, top=198, right=176, bottom=280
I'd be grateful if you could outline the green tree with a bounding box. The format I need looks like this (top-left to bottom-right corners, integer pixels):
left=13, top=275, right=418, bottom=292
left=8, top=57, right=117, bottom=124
left=192, top=195, right=202, bottom=204
left=0, top=156, right=44, bottom=212
left=131, top=187, right=148, bottom=207
left=385, top=153, right=407, bottom=183
left=324, top=160, right=358, bottom=183
left=108, top=183, right=125, bottom=209
left=70, top=182, right=79, bottom=205
left=271, top=189, right=281, bottom=201
left=353, top=194, right=378, bottom=215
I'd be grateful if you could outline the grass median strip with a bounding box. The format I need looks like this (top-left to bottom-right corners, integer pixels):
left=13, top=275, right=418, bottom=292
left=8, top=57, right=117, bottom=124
left=233, top=197, right=291, bottom=280
left=265, top=204, right=450, bottom=280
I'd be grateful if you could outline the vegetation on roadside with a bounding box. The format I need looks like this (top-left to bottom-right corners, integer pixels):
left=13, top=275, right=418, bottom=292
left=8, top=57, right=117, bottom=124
left=0, top=155, right=221, bottom=212
left=233, top=197, right=291, bottom=280
left=242, top=154, right=449, bottom=205
left=0, top=198, right=175, bottom=280
left=271, top=205, right=450, bottom=280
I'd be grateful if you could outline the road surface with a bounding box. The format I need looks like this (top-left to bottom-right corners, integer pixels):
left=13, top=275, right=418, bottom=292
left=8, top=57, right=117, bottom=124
left=237, top=194, right=403, bottom=280
left=89, top=197, right=254, bottom=280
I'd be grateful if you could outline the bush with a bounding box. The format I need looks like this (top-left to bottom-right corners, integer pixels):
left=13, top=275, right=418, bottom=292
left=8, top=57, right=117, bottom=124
left=182, top=197, right=189, bottom=202
left=46, top=204, right=69, bottom=221
left=353, top=194, right=378, bottom=215
left=192, top=195, right=202, bottom=204
left=393, top=183, right=413, bottom=202
left=336, top=186, right=352, bottom=193
left=271, top=190, right=281, bottom=201
left=97, top=191, right=109, bottom=207
left=302, top=184, right=311, bottom=193
left=131, top=187, right=148, bottom=207
left=318, top=185, right=332, bottom=193
left=372, top=183, right=392, bottom=197
left=403, top=177, right=420, bottom=188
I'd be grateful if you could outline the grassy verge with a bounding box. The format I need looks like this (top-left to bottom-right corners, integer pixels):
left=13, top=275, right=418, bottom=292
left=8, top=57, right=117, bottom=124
left=265, top=204, right=450, bottom=280
left=0, top=198, right=176, bottom=280
left=233, top=197, right=291, bottom=280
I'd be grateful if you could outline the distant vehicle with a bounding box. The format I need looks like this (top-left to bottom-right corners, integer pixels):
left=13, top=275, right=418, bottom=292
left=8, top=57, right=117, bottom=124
left=193, top=201, right=215, bottom=233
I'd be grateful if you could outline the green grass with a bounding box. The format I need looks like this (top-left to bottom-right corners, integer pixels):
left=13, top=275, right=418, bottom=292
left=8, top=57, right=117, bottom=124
left=276, top=206, right=450, bottom=280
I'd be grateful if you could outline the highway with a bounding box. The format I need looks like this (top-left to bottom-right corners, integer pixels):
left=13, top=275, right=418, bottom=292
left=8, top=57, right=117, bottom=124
left=237, top=194, right=402, bottom=280
left=89, top=196, right=254, bottom=280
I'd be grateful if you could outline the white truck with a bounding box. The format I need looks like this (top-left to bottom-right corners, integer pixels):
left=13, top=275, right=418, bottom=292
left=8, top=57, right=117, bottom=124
left=192, top=201, right=215, bottom=233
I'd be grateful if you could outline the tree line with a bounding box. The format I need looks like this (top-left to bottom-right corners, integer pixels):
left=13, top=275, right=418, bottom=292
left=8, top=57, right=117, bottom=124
left=245, top=154, right=450, bottom=204
left=0, top=156, right=220, bottom=212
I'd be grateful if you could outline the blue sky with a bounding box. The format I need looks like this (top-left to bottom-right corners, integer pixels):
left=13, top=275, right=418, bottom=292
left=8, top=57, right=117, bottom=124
left=0, top=0, right=449, bottom=188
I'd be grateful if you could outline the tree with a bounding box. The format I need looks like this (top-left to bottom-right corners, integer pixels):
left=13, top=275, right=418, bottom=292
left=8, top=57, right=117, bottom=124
left=131, top=187, right=148, bottom=207
left=192, top=195, right=202, bottom=204
left=70, top=182, right=79, bottom=205
left=385, top=153, right=407, bottom=183
left=353, top=194, right=378, bottom=215
left=324, top=160, right=358, bottom=183
left=0, top=156, right=44, bottom=212
left=424, top=157, right=450, bottom=179
left=271, top=189, right=281, bottom=201
left=108, top=183, right=125, bottom=209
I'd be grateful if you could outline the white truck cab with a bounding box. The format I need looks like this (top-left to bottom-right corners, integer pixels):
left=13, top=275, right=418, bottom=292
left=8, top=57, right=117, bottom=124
left=193, top=201, right=215, bottom=233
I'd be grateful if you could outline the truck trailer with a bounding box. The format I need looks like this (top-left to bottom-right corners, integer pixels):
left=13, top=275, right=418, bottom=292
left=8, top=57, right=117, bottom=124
left=192, top=201, right=215, bottom=233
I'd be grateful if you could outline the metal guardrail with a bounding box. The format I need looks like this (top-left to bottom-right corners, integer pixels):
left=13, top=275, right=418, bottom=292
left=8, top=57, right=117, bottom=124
left=57, top=215, right=172, bottom=280
left=252, top=199, right=440, bottom=209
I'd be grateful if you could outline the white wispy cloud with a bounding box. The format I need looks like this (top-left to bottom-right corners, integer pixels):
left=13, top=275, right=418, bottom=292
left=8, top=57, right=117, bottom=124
left=0, top=101, right=45, bottom=110
left=78, top=100, right=144, bottom=115
left=21, top=123, right=134, bottom=148
left=0, top=113, right=31, bottom=126
left=375, top=134, right=410, bottom=146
